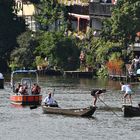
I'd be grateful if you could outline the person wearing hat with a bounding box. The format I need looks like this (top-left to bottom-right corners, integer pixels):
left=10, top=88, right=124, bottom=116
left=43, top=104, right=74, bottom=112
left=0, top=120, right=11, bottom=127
left=91, top=88, right=106, bottom=107
left=43, top=92, right=58, bottom=107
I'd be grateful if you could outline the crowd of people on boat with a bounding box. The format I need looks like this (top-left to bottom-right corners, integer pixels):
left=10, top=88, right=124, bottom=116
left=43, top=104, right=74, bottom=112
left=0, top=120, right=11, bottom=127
left=14, top=82, right=41, bottom=95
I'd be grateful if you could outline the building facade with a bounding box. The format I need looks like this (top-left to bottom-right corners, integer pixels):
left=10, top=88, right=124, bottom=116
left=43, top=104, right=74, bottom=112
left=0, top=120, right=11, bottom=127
left=14, top=0, right=37, bottom=31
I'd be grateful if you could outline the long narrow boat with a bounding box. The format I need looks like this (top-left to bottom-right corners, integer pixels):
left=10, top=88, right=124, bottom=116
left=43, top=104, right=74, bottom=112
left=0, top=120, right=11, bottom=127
left=10, top=70, right=42, bottom=106
left=42, top=105, right=96, bottom=117
left=122, top=105, right=140, bottom=117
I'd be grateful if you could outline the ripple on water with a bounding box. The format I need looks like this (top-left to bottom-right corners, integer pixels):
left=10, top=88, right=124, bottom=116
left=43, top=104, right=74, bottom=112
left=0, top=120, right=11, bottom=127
left=0, top=78, right=140, bottom=140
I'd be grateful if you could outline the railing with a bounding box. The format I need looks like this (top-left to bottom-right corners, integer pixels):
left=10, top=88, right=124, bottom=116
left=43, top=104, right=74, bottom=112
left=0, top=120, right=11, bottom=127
left=68, top=4, right=89, bottom=15
left=89, top=2, right=113, bottom=16
left=58, top=0, right=89, bottom=5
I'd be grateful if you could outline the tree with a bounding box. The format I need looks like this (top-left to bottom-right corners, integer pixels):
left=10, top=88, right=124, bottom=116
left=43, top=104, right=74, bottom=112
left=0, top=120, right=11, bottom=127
left=113, top=0, right=140, bottom=45
left=0, top=0, right=25, bottom=72
left=35, top=0, right=67, bottom=32
left=102, top=0, right=140, bottom=47
left=33, top=0, right=79, bottom=70
left=35, top=31, right=80, bottom=70
left=10, top=31, right=38, bottom=70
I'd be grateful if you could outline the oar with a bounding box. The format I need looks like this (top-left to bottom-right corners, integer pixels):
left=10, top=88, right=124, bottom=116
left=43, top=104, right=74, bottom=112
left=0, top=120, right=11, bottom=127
left=98, top=97, right=120, bottom=117
left=30, top=105, right=38, bottom=109
left=52, top=88, right=55, bottom=96
left=52, top=88, right=59, bottom=107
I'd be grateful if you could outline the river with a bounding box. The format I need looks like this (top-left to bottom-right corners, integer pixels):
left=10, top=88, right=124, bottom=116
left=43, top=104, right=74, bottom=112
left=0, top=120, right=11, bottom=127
left=0, top=76, right=140, bottom=140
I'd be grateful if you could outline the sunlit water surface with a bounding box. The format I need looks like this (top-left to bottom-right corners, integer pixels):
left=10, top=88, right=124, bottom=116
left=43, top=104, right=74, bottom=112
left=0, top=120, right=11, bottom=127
left=0, top=76, right=140, bottom=140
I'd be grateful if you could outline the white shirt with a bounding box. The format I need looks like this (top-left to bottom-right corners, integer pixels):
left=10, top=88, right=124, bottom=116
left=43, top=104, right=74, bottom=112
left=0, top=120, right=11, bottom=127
left=121, top=84, right=132, bottom=93
left=43, top=96, right=55, bottom=105
left=0, top=73, right=4, bottom=79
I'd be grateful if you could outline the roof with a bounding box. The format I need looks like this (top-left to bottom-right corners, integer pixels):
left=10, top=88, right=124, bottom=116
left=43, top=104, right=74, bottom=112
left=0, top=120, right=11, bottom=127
left=12, top=70, right=37, bottom=75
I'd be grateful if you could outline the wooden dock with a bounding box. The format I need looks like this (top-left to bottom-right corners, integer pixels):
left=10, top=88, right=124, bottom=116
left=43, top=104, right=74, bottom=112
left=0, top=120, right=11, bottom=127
left=109, top=74, right=138, bottom=82
left=64, top=71, right=94, bottom=78
left=109, top=74, right=128, bottom=81
left=37, top=69, right=63, bottom=76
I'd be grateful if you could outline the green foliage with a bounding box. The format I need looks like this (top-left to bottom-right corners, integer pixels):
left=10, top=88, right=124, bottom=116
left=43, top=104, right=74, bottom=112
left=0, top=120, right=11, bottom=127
left=97, top=65, right=108, bottom=78
left=35, top=56, right=44, bottom=65
left=87, top=37, right=118, bottom=66
left=10, top=31, right=39, bottom=70
left=109, top=52, right=122, bottom=60
left=0, top=0, right=25, bottom=72
left=35, top=56, right=48, bottom=68
left=35, top=0, right=67, bottom=32
left=101, top=0, right=140, bottom=45
left=83, top=33, right=125, bottom=77
left=35, top=31, right=80, bottom=70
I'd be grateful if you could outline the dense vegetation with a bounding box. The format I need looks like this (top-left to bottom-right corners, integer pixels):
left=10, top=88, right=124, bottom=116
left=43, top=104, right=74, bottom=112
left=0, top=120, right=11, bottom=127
left=102, top=0, right=140, bottom=56
left=0, top=0, right=25, bottom=72
left=1, top=0, right=140, bottom=76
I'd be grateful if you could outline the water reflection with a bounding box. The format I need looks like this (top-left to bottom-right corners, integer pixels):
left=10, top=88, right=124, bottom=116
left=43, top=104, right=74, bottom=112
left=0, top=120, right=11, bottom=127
left=1, top=76, right=140, bottom=140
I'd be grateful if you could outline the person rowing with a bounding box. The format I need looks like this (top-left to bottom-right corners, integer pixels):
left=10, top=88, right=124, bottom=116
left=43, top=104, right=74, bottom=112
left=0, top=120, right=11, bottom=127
left=120, top=82, right=133, bottom=105
left=91, top=88, right=106, bottom=107
left=43, top=92, right=58, bottom=107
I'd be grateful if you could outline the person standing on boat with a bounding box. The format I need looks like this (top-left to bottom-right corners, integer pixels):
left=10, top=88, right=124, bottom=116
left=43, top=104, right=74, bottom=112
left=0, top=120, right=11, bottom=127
left=43, top=92, right=58, bottom=107
left=91, top=88, right=106, bottom=107
left=120, top=82, right=133, bottom=105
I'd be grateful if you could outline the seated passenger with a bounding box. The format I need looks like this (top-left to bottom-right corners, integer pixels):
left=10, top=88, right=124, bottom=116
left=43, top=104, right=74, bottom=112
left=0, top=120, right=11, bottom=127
left=18, top=85, right=28, bottom=95
left=18, top=85, right=24, bottom=94
left=31, top=83, right=41, bottom=94
left=43, top=92, right=58, bottom=107
left=15, top=83, right=22, bottom=93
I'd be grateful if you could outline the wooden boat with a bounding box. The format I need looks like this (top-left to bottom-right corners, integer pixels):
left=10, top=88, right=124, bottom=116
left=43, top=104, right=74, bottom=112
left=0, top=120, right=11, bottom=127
left=42, top=105, right=96, bottom=117
left=122, top=105, right=140, bottom=117
left=10, top=70, right=42, bottom=106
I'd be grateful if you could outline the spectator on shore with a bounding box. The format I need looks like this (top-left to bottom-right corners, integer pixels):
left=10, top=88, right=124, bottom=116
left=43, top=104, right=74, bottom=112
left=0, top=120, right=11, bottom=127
left=128, top=60, right=135, bottom=75
left=79, top=51, right=86, bottom=65
left=132, top=55, right=139, bottom=72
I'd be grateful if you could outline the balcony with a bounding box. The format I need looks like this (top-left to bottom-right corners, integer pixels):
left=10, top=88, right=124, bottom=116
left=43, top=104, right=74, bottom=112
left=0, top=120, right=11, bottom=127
left=129, top=43, right=140, bottom=52
left=68, top=4, right=89, bottom=15
left=89, top=2, right=113, bottom=17
left=58, top=0, right=89, bottom=5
